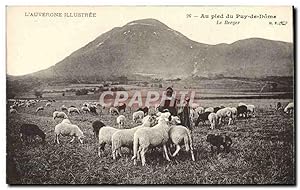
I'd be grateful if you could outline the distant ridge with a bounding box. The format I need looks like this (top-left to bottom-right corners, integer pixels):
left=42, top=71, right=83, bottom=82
left=25, top=18, right=293, bottom=81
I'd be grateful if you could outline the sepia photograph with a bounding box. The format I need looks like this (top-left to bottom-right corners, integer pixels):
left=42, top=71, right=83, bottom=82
left=6, top=6, right=295, bottom=184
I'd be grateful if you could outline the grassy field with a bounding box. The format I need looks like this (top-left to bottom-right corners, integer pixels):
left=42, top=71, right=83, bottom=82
left=6, top=99, right=295, bottom=184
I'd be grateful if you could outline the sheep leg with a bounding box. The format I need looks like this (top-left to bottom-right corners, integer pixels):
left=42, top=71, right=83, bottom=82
left=70, top=136, right=76, bottom=143
left=167, top=144, right=173, bottom=156
left=117, top=148, right=122, bottom=157
left=56, top=135, right=60, bottom=144
left=98, top=143, right=105, bottom=157
left=78, top=137, right=83, bottom=144
left=190, top=147, right=195, bottom=161
left=98, top=147, right=102, bottom=157
left=218, top=118, right=222, bottom=125
left=228, top=118, right=232, bottom=125
left=112, top=149, right=117, bottom=160
left=137, top=147, right=142, bottom=161
left=172, top=144, right=181, bottom=157
left=163, top=144, right=171, bottom=161
left=140, top=147, right=148, bottom=166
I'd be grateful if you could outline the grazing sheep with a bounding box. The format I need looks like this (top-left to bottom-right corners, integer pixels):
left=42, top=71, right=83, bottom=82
left=237, top=105, right=247, bottom=118
left=131, top=112, right=172, bottom=166
left=109, top=107, right=119, bottom=115
left=195, top=106, right=205, bottom=115
left=168, top=125, right=195, bottom=161
left=230, top=107, right=238, bottom=123
left=36, top=106, right=44, bottom=113
left=83, top=102, right=89, bottom=107
left=238, top=102, right=247, bottom=107
left=117, top=103, right=126, bottom=113
left=10, top=105, right=17, bottom=109
left=204, top=107, right=214, bottom=113
left=20, top=124, right=45, bottom=142
left=9, top=108, right=18, bottom=114
left=96, top=102, right=105, bottom=110
left=61, top=119, right=71, bottom=124
left=195, top=112, right=211, bottom=126
left=208, top=113, right=218, bottom=129
left=213, top=107, right=222, bottom=113
left=98, top=126, right=120, bottom=157
left=89, top=105, right=98, bottom=115
left=276, top=102, right=282, bottom=110
left=246, top=104, right=255, bottom=117
left=137, top=107, right=149, bottom=115
left=132, top=110, right=145, bottom=123
left=230, top=107, right=237, bottom=117
left=190, top=103, right=199, bottom=109
left=116, top=115, right=126, bottom=129
left=170, top=115, right=181, bottom=125
left=61, top=105, right=68, bottom=112
left=142, top=115, right=154, bottom=125
left=284, top=102, right=294, bottom=114
left=53, top=111, right=68, bottom=120
left=54, top=121, right=84, bottom=144
left=111, top=115, right=156, bottom=160
left=45, top=102, right=51, bottom=107
left=68, top=107, right=80, bottom=115
left=92, top=120, right=106, bottom=139
left=216, top=107, right=233, bottom=125
left=189, top=108, right=199, bottom=124
left=206, top=134, right=232, bottom=153
left=81, top=106, right=90, bottom=113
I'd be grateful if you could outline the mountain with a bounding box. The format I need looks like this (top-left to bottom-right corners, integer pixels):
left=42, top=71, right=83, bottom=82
left=29, top=18, right=293, bottom=81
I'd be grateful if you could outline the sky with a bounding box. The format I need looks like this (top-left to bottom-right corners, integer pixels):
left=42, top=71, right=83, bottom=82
left=6, top=6, right=293, bottom=76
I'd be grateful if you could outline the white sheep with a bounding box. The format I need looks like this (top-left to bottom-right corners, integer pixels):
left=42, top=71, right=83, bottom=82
left=68, top=107, right=80, bottom=115
left=168, top=125, right=195, bottom=161
left=116, top=115, right=126, bottom=129
left=81, top=106, right=90, bottom=113
left=132, top=110, right=145, bottom=123
left=230, top=107, right=237, bottom=117
left=10, top=105, right=17, bottom=110
left=53, top=111, right=68, bottom=120
left=246, top=104, right=255, bottom=117
left=229, top=107, right=238, bottom=123
left=216, top=107, right=233, bottom=125
left=238, top=102, right=247, bottom=107
left=131, top=112, right=172, bottom=166
left=109, top=107, right=119, bottom=115
left=61, top=105, right=68, bottom=111
left=9, top=108, right=18, bottom=114
left=142, top=115, right=152, bottom=124
left=83, top=102, right=89, bottom=107
left=148, top=106, right=157, bottom=115
left=195, top=106, right=205, bottom=115
left=189, top=108, right=199, bottom=124
left=190, top=103, right=199, bottom=109
left=170, top=115, right=181, bottom=125
left=111, top=115, right=156, bottom=160
left=98, top=126, right=120, bottom=157
left=208, top=112, right=218, bottom=129
left=45, top=102, right=51, bottom=107
left=36, top=106, right=44, bottom=113
left=204, top=107, right=214, bottom=113
left=54, top=121, right=84, bottom=144
left=284, top=102, right=294, bottom=114
left=61, top=118, right=72, bottom=124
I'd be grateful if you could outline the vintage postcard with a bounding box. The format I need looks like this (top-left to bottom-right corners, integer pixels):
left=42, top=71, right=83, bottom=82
left=6, top=6, right=294, bottom=184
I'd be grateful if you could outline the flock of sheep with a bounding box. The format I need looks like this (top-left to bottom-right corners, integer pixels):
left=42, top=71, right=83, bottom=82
left=9, top=98, right=294, bottom=166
